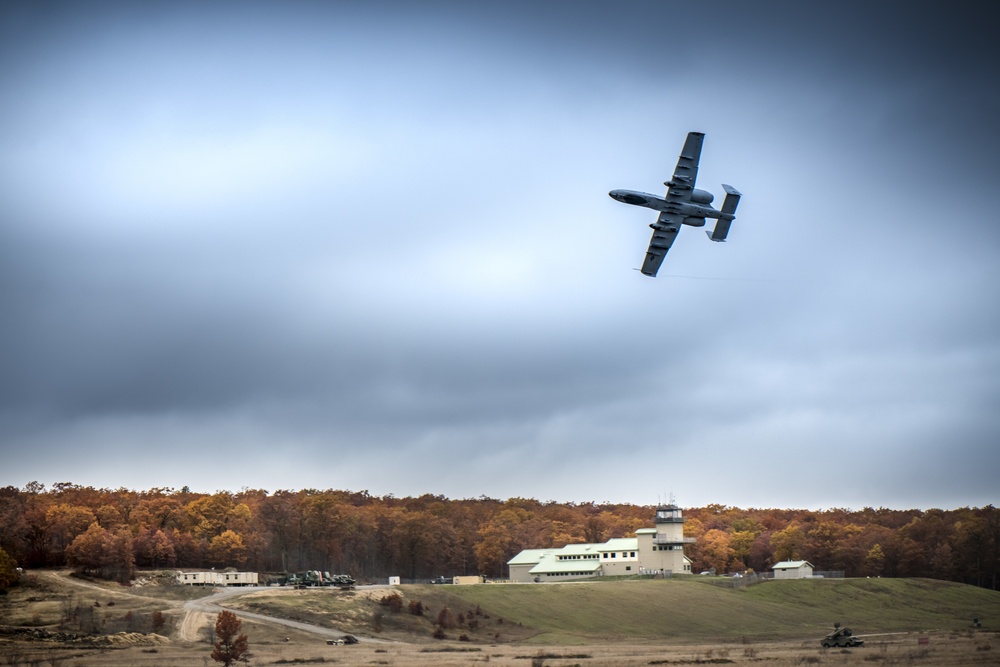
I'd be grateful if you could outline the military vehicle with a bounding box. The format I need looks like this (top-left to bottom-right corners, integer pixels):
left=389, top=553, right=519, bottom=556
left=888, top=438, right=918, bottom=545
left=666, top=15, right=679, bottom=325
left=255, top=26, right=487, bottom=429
left=324, top=572, right=356, bottom=589
left=821, top=623, right=864, bottom=648
left=284, top=571, right=356, bottom=589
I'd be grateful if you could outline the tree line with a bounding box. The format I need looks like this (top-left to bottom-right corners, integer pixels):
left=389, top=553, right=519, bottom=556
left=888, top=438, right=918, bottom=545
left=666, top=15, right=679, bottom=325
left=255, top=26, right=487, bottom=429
left=0, top=483, right=996, bottom=590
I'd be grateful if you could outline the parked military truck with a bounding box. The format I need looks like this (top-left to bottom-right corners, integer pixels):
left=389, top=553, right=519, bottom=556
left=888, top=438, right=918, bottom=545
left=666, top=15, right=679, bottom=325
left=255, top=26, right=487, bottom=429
left=324, top=572, right=356, bottom=589
left=284, top=571, right=356, bottom=589
left=821, top=623, right=864, bottom=648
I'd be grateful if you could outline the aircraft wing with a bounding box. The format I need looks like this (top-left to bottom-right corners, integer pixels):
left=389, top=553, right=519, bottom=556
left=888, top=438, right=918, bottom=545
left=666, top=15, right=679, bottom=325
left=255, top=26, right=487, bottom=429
left=640, top=212, right=684, bottom=277
left=665, top=131, right=703, bottom=204
left=639, top=132, right=704, bottom=277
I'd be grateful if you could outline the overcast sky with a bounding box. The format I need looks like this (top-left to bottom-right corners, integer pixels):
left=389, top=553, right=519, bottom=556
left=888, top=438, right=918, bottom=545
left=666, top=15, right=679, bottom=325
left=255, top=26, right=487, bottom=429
left=2, top=1, right=998, bottom=510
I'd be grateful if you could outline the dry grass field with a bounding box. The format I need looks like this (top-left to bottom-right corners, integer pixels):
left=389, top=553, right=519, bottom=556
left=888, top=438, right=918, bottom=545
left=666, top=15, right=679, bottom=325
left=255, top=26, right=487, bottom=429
left=1, top=630, right=996, bottom=666
left=1, top=571, right=997, bottom=666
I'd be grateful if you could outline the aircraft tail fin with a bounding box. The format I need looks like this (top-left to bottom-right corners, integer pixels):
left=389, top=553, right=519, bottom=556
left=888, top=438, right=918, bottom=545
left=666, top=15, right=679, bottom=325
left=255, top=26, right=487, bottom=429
left=707, top=184, right=741, bottom=242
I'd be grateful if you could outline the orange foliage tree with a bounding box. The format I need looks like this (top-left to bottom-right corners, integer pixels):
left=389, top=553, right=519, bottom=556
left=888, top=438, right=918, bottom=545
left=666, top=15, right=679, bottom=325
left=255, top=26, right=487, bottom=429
left=211, top=610, right=250, bottom=666
left=1, top=482, right=997, bottom=590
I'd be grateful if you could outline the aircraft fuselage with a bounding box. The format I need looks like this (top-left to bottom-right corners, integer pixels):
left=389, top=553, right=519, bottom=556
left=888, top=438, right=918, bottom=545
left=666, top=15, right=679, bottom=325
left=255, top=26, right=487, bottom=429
left=608, top=189, right=734, bottom=223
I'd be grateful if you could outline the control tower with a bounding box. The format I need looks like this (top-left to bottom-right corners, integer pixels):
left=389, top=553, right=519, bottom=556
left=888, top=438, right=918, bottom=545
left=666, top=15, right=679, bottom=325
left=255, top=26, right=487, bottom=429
left=635, top=503, right=695, bottom=575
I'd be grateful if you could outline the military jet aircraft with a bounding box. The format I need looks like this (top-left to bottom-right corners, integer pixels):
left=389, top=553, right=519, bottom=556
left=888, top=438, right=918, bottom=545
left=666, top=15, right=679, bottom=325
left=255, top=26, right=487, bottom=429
left=609, top=131, right=742, bottom=277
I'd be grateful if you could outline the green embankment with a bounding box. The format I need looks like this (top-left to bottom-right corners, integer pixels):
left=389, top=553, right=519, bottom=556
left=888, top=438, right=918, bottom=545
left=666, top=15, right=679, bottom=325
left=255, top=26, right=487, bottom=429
left=402, top=577, right=1000, bottom=644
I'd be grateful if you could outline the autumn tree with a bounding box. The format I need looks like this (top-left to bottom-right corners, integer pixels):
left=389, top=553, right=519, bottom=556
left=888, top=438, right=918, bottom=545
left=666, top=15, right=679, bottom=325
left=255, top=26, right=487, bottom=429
left=770, top=523, right=806, bottom=562
left=67, top=524, right=135, bottom=582
left=109, top=527, right=136, bottom=583
left=211, top=610, right=250, bottom=666
left=549, top=520, right=585, bottom=548
left=391, top=510, right=437, bottom=580
left=95, top=504, right=124, bottom=528
left=865, top=543, right=886, bottom=576
left=805, top=521, right=852, bottom=569
left=208, top=530, right=248, bottom=567
left=748, top=532, right=773, bottom=572
left=0, top=547, right=19, bottom=590
left=729, top=530, right=756, bottom=570
left=256, top=490, right=305, bottom=572
left=699, top=529, right=735, bottom=573
left=135, top=528, right=177, bottom=567
left=66, top=523, right=110, bottom=573
left=683, top=517, right=707, bottom=542
left=302, top=493, right=347, bottom=572
left=45, top=503, right=96, bottom=561
left=582, top=513, right=606, bottom=543
left=474, top=509, right=525, bottom=577
left=952, top=509, right=1000, bottom=589
left=131, top=495, right=184, bottom=532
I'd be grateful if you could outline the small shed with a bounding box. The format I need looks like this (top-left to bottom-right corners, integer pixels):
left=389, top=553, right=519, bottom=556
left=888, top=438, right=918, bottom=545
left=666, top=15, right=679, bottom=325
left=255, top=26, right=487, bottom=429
left=772, top=560, right=814, bottom=579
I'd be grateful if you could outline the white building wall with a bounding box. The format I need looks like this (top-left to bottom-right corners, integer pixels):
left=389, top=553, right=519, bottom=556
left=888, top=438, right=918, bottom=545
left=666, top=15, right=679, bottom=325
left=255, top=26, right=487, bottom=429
left=773, top=564, right=813, bottom=579
left=177, top=571, right=258, bottom=586
left=509, top=563, right=538, bottom=583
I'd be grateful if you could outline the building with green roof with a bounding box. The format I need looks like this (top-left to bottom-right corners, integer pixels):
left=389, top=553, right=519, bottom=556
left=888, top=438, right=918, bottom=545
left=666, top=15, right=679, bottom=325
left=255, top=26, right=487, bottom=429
left=507, top=504, right=694, bottom=582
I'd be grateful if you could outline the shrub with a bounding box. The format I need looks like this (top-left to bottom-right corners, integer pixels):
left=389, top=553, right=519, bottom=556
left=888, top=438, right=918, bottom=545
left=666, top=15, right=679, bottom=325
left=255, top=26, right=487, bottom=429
left=436, top=606, right=456, bottom=629
left=379, top=592, right=403, bottom=612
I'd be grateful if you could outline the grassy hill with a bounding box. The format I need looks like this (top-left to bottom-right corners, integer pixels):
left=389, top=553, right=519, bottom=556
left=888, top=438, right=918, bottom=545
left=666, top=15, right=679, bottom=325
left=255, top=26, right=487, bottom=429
left=398, top=577, right=1000, bottom=644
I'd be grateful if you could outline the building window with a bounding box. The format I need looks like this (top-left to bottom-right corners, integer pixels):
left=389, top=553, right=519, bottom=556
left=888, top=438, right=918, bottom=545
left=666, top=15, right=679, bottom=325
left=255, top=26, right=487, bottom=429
left=626, top=566, right=631, bottom=571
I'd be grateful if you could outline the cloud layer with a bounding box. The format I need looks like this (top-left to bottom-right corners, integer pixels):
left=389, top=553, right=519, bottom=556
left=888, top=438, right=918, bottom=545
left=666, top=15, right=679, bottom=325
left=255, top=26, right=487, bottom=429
left=2, top=1, right=998, bottom=508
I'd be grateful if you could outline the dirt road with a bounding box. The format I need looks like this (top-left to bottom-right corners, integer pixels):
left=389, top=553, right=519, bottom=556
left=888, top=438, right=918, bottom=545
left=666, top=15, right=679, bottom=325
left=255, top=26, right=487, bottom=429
left=38, top=570, right=148, bottom=599
left=39, top=571, right=385, bottom=645
left=179, top=586, right=390, bottom=644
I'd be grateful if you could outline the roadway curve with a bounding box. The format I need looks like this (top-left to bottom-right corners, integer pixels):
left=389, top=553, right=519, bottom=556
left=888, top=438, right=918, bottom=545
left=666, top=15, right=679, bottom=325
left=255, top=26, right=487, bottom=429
left=38, top=571, right=387, bottom=645
left=179, top=586, right=390, bottom=644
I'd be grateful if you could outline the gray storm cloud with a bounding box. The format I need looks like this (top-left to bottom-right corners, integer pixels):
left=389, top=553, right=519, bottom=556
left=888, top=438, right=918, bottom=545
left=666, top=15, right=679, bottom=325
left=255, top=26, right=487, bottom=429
left=1, top=1, right=998, bottom=508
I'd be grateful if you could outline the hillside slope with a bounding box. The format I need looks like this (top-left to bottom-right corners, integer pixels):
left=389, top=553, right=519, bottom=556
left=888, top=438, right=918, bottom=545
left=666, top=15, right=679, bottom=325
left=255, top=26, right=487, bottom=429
left=402, top=577, right=1000, bottom=644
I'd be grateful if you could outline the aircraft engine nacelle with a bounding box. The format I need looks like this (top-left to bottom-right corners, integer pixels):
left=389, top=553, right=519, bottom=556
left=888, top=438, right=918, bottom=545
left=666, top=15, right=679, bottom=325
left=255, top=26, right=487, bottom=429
left=683, top=217, right=706, bottom=227
left=690, top=188, right=714, bottom=205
